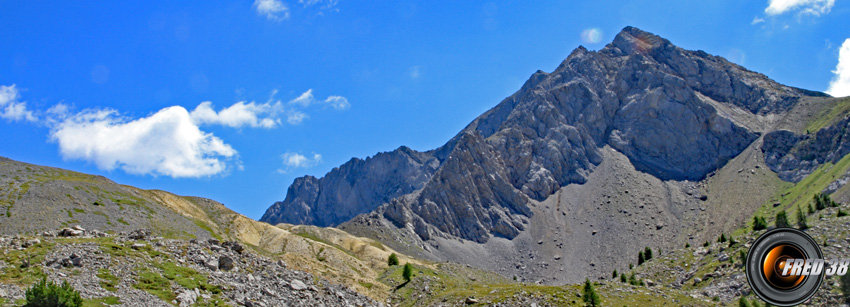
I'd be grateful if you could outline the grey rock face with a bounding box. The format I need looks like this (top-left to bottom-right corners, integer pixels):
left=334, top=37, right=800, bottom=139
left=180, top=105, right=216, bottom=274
left=763, top=116, right=850, bottom=182
left=261, top=146, right=440, bottom=227
left=267, top=26, right=818, bottom=243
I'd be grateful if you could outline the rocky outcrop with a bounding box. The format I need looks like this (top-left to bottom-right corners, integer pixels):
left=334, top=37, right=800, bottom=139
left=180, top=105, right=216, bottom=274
left=763, top=116, right=850, bottom=182
left=261, top=146, right=440, bottom=227
left=266, top=26, right=820, bottom=243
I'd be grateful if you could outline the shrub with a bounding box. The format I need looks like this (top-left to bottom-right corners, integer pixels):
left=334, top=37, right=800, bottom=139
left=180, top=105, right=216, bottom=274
left=644, top=247, right=653, bottom=261
left=703, top=241, right=710, bottom=247
left=728, top=236, right=737, bottom=247
left=402, top=263, right=413, bottom=282
left=387, top=253, right=399, bottom=266
left=24, top=277, right=83, bottom=307
left=637, top=251, right=645, bottom=265
left=738, top=296, right=751, bottom=307
left=612, top=269, right=618, bottom=278
left=685, top=242, right=690, bottom=248
left=718, top=233, right=727, bottom=243
left=583, top=278, right=601, bottom=307
left=814, top=193, right=838, bottom=210
left=776, top=211, right=789, bottom=228
left=620, top=274, right=627, bottom=283
left=797, top=206, right=808, bottom=230
left=839, top=208, right=849, bottom=217
left=753, top=215, right=767, bottom=231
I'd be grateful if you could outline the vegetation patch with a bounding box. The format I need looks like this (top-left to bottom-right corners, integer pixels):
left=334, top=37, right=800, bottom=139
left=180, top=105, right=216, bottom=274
left=96, top=269, right=119, bottom=292
left=132, top=269, right=174, bottom=302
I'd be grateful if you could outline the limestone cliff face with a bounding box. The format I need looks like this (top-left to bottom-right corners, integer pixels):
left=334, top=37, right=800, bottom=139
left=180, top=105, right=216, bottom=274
left=263, top=26, right=817, bottom=243
left=261, top=146, right=440, bottom=227
left=763, top=116, right=850, bottom=182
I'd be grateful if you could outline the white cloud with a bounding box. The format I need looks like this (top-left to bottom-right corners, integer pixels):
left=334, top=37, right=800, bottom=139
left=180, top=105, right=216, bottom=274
left=0, top=85, right=37, bottom=122
left=190, top=100, right=281, bottom=128
left=50, top=106, right=237, bottom=178
left=765, top=0, right=835, bottom=16
left=325, top=96, right=350, bottom=110
left=278, top=152, right=321, bottom=173
left=827, top=38, right=850, bottom=97
left=254, top=0, right=290, bottom=21
left=288, top=89, right=350, bottom=110
left=752, top=17, right=765, bottom=25
left=286, top=110, right=308, bottom=125
left=289, top=89, right=315, bottom=107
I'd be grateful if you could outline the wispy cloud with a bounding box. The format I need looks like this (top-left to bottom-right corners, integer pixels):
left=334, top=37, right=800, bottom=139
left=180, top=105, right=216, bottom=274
left=286, top=110, right=308, bottom=125
left=278, top=152, right=322, bottom=173
left=827, top=38, right=850, bottom=97
left=764, top=0, right=835, bottom=16
left=324, top=96, right=350, bottom=110
left=409, top=65, right=422, bottom=79
left=751, top=17, right=765, bottom=25
left=254, top=0, right=290, bottom=21
left=299, top=0, right=339, bottom=12
left=0, top=85, right=37, bottom=122
left=51, top=106, right=237, bottom=178
left=288, top=89, right=351, bottom=110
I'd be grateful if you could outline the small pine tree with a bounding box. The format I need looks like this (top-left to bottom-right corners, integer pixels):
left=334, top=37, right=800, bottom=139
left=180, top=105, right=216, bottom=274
left=809, top=202, right=815, bottom=215
left=583, top=278, right=601, bottom=307
left=612, top=269, right=618, bottom=278
left=703, top=241, right=710, bottom=247
left=738, top=296, right=751, bottom=307
left=728, top=235, right=737, bottom=247
left=402, top=263, right=413, bottom=282
left=628, top=272, right=637, bottom=285
left=753, top=215, right=767, bottom=230
left=718, top=233, right=727, bottom=243
left=24, top=277, right=83, bottom=307
left=637, top=251, right=645, bottom=265
left=797, top=206, right=808, bottom=230
left=620, top=274, right=627, bottom=283
left=839, top=208, right=849, bottom=217
left=388, top=253, right=399, bottom=266
left=685, top=242, right=690, bottom=248
left=628, top=263, right=633, bottom=270
left=776, top=211, right=789, bottom=228
left=644, top=247, right=653, bottom=261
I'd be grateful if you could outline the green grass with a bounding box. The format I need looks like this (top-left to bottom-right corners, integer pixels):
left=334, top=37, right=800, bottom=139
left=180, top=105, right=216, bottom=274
left=293, top=229, right=358, bottom=260
left=193, top=218, right=223, bottom=241
left=100, top=241, right=163, bottom=259
left=97, top=269, right=119, bottom=292
left=0, top=240, right=53, bottom=285
left=83, top=296, right=122, bottom=306
left=154, top=261, right=209, bottom=290
left=734, top=152, right=850, bottom=238
left=133, top=269, right=174, bottom=302
left=806, top=97, right=850, bottom=133
left=116, top=217, right=129, bottom=225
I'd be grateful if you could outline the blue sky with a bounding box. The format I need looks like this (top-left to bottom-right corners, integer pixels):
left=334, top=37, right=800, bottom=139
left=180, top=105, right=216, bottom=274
left=1, top=0, right=849, bottom=220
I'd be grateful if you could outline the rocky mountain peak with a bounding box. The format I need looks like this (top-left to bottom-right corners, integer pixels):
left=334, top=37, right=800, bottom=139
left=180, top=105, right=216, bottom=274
left=263, top=27, right=825, bottom=244
left=609, top=26, right=671, bottom=55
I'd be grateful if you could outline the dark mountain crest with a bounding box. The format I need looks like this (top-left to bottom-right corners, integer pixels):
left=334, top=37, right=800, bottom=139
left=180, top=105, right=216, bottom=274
left=262, top=26, right=823, bottom=243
